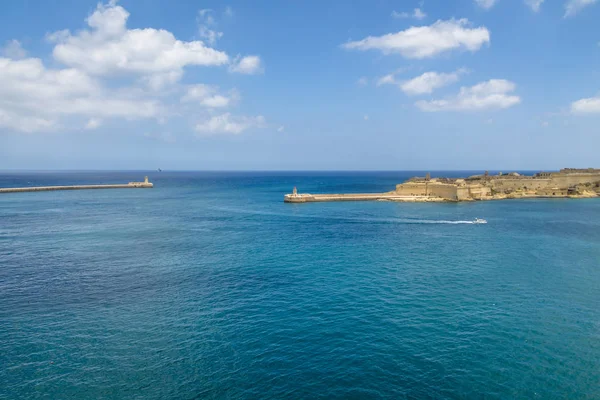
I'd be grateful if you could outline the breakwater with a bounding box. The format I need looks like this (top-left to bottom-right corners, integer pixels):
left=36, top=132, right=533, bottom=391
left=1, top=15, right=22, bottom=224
left=0, top=177, right=153, bottom=194
left=284, top=192, right=444, bottom=203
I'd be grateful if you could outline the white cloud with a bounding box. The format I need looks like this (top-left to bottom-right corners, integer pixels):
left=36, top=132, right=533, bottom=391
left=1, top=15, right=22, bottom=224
left=392, top=8, right=427, bottom=20
left=85, top=118, right=102, bottom=129
left=363, top=115, right=369, bottom=120
left=0, top=1, right=265, bottom=136
left=413, top=8, right=427, bottom=19
left=197, top=9, right=223, bottom=46
left=0, top=108, right=56, bottom=133
left=50, top=1, right=229, bottom=81
left=391, top=11, right=410, bottom=18
left=571, top=96, right=600, bottom=113
left=415, top=79, right=521, bottom=112
left=46, top=29, right=70, bottom=43
left=0, top=57, right=161, bottom=133
left=181, top=84, right=239, bottom=108
left=342, top=19, right=490, bottom=59
left=400, top=70, right=466, bottom=95
left=564, top=0, right=598, bottom=17
left=229, top=55, right=263, bottom=74
left=474, top=0, right=498, bottom=9
left=525, top=0, right=545, bottom=12
left=377, top=74, right=398, bottom=86
left=224, top=6, right=234, bottom=17
left=1, top=40, right=27, bottom=59
left=277, top=125, right=285, bottom=132
left=195, top=113, right=265, bottom=135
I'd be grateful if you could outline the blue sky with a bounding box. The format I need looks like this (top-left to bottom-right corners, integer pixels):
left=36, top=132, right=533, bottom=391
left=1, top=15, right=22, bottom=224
left=1, top=0, right=599, bottom=170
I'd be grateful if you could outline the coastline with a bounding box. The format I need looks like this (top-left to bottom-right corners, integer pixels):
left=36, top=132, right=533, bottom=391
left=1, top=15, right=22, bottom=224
left=285, top=168, right=600, bottom=203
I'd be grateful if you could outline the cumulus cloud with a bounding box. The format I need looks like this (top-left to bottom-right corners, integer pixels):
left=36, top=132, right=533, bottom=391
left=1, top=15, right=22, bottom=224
left=564, top=0, right=598, bottom=17
left=197, top=9, right=223, bottom=46
left=229, top=55, right=263, bottom=74
left=1, top=40, right=27, bottom=59
left=415, top=79, right=521, bottom=111
left=525, top=0, right=545, bottom=12
left=571, top=96, right=600, bottom=113
left=391, top=8, right=427, bottom=20
left=376, top=74, right=397, bottom=86
left=85, top=118, right=102, bottom=130
left=49, top=1, right=229, bottom=82
left=181, top=84, right=239, bottom=108
left=0, top=57, right=160, bottom=133
left=399, top=70, right=466, bottom=95
left=0, top=1, right=265, bottom=136
left=195, top=113, right=265, bottom=135
left=474, top=0, right=498, bottom=9
left=342, top=19, right=490, bottom=59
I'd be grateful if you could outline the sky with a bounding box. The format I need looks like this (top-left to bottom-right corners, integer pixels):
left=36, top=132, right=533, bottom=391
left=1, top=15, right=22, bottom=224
left=1, top=0, right=600, bottom=170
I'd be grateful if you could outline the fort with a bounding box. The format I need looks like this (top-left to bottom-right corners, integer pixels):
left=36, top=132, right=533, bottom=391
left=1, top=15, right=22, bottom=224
left=284, top=169, right=600, bottom=203
left=0, top=176, right=153, bottom=194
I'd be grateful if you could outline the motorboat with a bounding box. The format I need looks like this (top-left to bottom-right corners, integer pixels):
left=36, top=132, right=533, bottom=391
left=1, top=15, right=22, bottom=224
left=473, top=218, right=487, bottom=224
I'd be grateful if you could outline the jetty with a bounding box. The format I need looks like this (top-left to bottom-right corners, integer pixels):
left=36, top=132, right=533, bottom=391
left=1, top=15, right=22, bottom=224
left=284, top=169, right=600, bottom=203
left=0, top=176, right=153, bottom=194
left=284, top=190, right=443, bottom=203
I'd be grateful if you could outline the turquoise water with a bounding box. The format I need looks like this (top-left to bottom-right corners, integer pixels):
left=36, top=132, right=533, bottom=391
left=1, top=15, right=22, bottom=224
left=1, top=171, right=599, bottom=399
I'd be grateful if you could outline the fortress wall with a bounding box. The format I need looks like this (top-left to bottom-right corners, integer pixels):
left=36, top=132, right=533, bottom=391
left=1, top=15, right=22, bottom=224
left=487, top=175, right=600, bottom=192
left=549, top=175, right=600, bottom=187
left=395, top=183, right=428, bottom=196
left=488, top=179, right=551, bottom=192
left=395, top=183, right=459, bottom=199
left=468, top=185, right=492, bottom=199
left=428, top=184, right=459, bottom=200
left=457, top=187, right=472, bottom=201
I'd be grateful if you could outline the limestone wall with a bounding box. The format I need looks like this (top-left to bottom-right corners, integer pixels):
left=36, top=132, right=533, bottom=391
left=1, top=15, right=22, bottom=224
left=486, top=178, right=551, bottom=192
left=395, top=183, right=428, bottom=196
left=428, top=184, right=459, bottom=200
left=467, top=185, right=492, bottom=199
left=548, top=174, right=600, bottom=187
left=395, top=183, right=459, bottom=200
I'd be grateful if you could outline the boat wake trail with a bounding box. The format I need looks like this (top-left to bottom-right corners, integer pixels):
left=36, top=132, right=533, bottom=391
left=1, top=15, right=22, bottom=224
left=408, top=220, right=476, bottom=224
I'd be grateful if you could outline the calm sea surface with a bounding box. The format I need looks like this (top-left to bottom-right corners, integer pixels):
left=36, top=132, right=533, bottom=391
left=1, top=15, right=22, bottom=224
left=1, top=171, right=599, bottom=399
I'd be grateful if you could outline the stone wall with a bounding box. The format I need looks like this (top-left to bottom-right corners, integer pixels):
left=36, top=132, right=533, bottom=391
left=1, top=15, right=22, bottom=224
left=428, top=184, right=460, bottom=200
left=467, top=185, right=492, bottom=199
left=487, top=178, right=551, bottom=192
left=548, top=174, right=600, bottom=188
left=395, top=183, right=428, bottom=196
left=395, top=183, right=460, bottom=200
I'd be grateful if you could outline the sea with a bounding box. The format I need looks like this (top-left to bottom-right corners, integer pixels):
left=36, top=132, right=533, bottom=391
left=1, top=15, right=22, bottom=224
left=1, top=171, right=599, bottom=399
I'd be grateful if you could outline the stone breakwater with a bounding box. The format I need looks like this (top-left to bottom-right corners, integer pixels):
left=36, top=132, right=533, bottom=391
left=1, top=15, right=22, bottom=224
left=284, top=168, right=600, bottom=203
left=0, top=177, right=153, bottom=194
left=284, top=192, right=446, bottom=203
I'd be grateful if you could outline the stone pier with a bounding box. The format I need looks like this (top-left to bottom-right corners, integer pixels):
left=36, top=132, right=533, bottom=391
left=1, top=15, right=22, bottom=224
left=0, top=176, right=154, bottom=194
